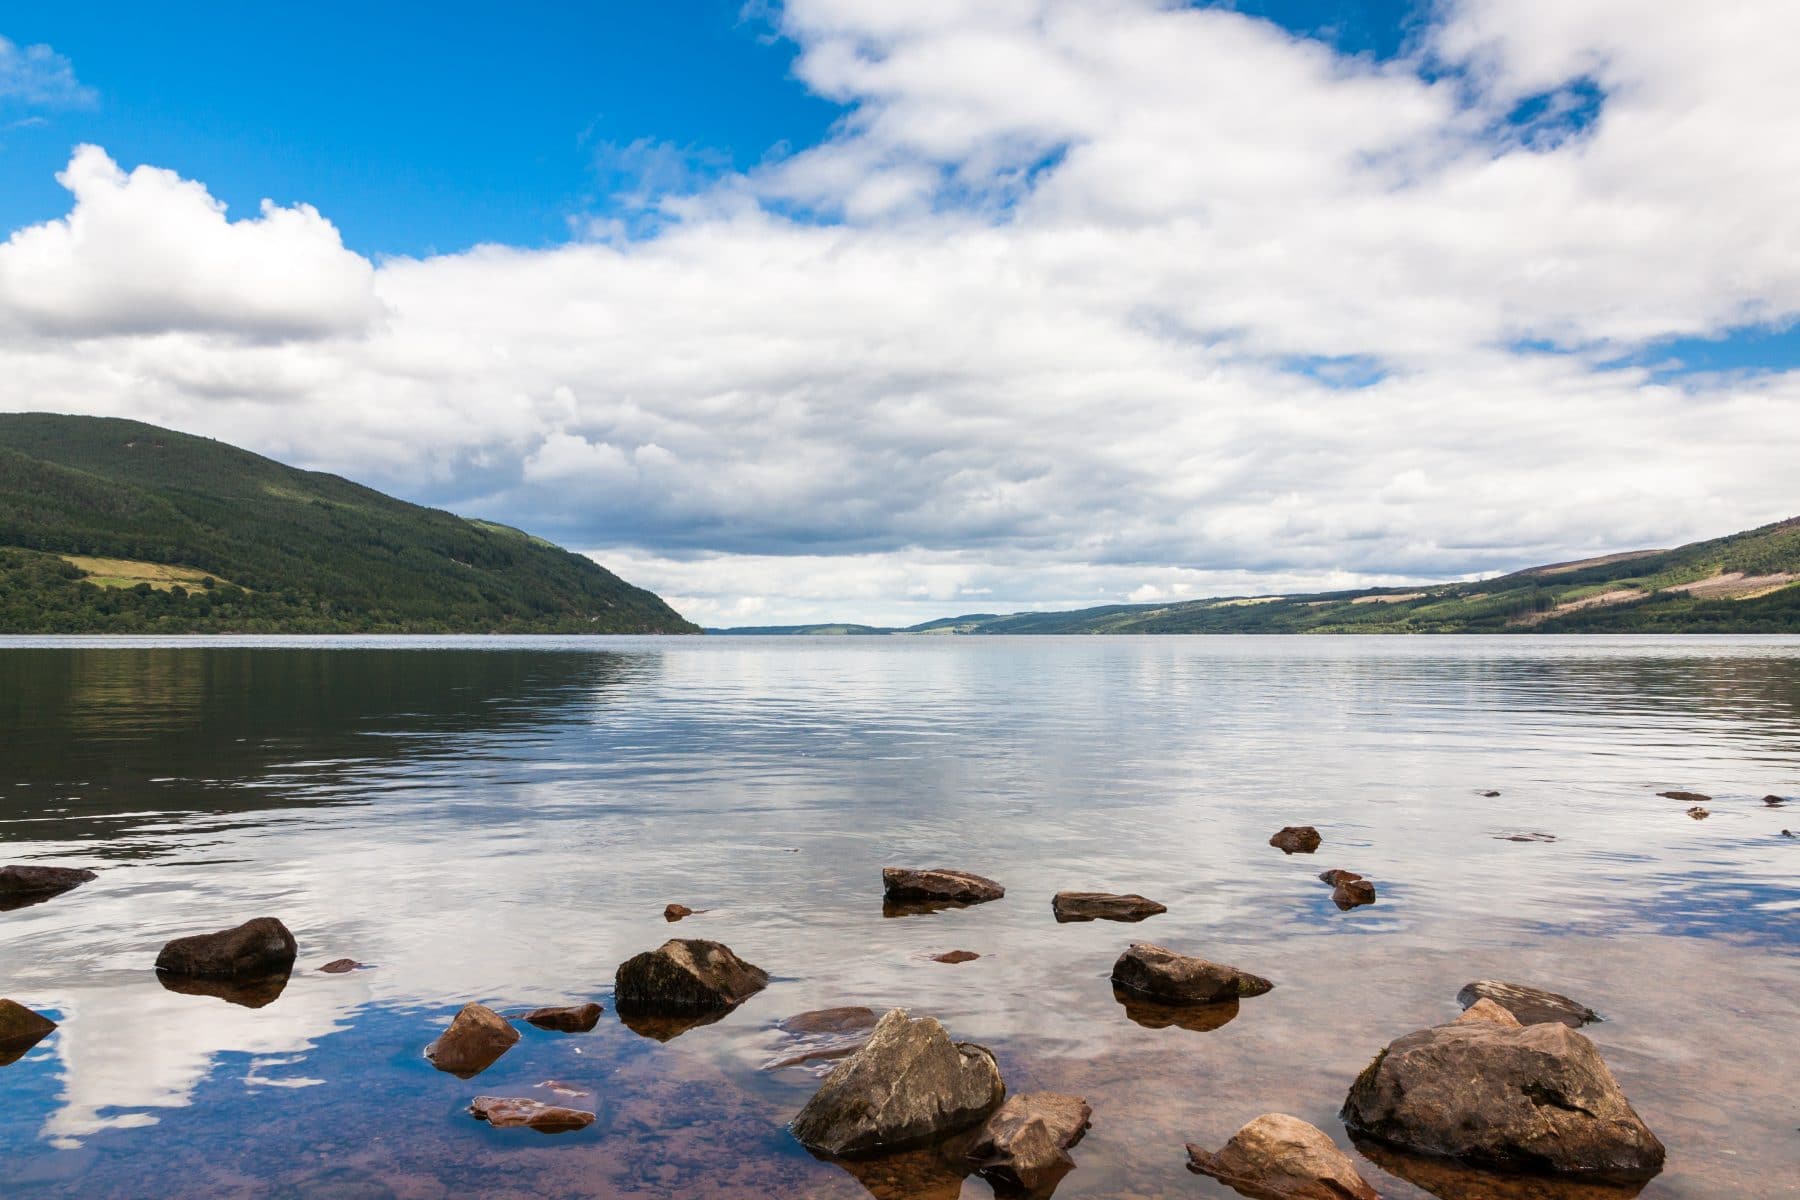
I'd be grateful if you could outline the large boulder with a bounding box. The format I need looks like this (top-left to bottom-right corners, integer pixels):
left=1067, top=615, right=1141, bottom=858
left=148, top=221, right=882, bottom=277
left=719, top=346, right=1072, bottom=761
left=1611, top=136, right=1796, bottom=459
left=522, top=1002, right=604, bottom=1032
left=614, top=938, right=768, bottom=1015
left=1341, top=1010, right=1664, bottom=1181
left=968, top=1092, right=1091, bottom=1195
left=469, top=1095, right=594, bottom=1132
left=1269, top=827, right=1321, bottom=854
left=1186, top=1112, right=1379, bottom=1200
left=1457, top=980, right=1600, bottom=1028
left=426, top=1003, right=520, bottom=1077
left=0, top=999, right=57, bottom=1066
left=155, top=917, right=297, bottom=979
left=1111, top=943, right=1273, bottom=1005
left=882, top=868, right=1005, bottom=905
left=791, top=1007, right=1005, bottom=1156
left=0, top=864, right=97, bottom=904
left=1051, top=891, right=1166, bottom=923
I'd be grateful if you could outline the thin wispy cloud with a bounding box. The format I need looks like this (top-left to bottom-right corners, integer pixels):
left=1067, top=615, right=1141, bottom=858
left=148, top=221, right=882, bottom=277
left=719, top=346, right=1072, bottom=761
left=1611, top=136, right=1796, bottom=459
left=0, top=35, right=94, bottom=109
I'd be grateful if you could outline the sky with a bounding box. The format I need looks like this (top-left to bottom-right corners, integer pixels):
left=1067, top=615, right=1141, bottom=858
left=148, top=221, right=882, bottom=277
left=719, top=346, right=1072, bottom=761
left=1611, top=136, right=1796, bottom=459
left=1, top=0, right=1797, bottom=628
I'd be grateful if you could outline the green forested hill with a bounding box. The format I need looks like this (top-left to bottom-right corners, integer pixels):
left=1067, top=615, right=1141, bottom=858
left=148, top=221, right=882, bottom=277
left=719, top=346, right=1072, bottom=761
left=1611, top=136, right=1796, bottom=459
left=718, top=517, right=1800, bottom=635
left=0, top=413, right=697, bottom=633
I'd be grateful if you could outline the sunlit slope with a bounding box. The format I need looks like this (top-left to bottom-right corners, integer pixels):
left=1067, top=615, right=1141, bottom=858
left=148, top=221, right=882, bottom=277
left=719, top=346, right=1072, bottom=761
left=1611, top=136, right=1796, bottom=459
left=0, top=413, right=697, bottom=633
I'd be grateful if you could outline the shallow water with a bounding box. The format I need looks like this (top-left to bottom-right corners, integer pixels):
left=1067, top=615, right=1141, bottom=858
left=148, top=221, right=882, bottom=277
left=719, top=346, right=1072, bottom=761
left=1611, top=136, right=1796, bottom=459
left=0, top=635, right=1795, bottom=1199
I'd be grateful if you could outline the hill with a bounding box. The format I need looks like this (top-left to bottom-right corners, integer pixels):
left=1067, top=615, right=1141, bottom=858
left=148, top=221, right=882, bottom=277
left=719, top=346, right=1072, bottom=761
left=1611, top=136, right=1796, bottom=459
left=715, top=517, right=1800, bottom=635
left=0, top=413, right=698, bottom=633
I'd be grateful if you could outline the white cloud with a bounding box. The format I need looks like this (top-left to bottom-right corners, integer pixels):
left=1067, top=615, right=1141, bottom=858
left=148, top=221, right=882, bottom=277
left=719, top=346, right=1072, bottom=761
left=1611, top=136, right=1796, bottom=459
left=0, top=35, right=94, bottom=109
left=1, top=2, right=1798, bottom=624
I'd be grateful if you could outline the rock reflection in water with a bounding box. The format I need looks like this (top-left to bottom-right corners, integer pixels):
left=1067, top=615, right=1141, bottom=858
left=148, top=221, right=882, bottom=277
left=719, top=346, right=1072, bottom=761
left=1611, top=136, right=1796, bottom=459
left=810, top=1130, right=980, bottom=1200
left=882, top=899, right=977, bottom=919
left=617, top=1006, right=734, bottom=1043
left=1111, top=986, right=1240, bottom=1032
left=156, top=969, right=291, bottom=1009
left=1354, top=1139, right=1652, bottom=1200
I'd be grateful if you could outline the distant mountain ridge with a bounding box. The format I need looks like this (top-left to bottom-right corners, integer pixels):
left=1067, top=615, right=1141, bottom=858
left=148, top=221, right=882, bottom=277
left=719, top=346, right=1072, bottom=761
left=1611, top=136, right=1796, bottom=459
left=0, top=413, right=697, bottom=633
left=717, top=517, right=1800, bottom=635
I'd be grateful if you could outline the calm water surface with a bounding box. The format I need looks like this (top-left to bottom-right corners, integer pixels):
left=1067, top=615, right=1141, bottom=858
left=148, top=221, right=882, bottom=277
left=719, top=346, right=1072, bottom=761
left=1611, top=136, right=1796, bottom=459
left=0, top=636, right=1795, bottom=1199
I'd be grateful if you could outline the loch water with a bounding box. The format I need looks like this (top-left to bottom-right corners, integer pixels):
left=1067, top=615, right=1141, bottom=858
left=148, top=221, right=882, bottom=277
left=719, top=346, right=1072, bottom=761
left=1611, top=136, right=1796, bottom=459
left=0, top=635, right=1796, bottom=1199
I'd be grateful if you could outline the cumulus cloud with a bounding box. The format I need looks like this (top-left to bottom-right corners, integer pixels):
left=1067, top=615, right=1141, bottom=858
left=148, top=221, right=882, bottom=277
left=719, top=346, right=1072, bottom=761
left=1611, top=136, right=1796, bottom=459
left=1, top=1, right=1798, bottom=623
left=0, top=146, right=382, bottom=340
left=0, top=35, right=94, bottom=109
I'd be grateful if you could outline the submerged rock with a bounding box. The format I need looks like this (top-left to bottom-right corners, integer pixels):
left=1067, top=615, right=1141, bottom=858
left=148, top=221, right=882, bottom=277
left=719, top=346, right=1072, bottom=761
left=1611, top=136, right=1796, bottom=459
left=0, top=999, right=57, bottom=1066
left=1269, top=826, right=1321, bottom=854
left=791, top=1007, right=1005, bottom=1156
left=1656, top=790, right=1709, bottom=803
left=1112, top=987, right=1241, bottom=1033
left=1458, top=980, right=1600, bottom=1028
left=469, top=1095, right=595, bottom=1132
left=0, top=865, right=97, bottom=909
left=522, top=1002, right=604, bottom=1032
left=615, top=938, right=768, bottom=1016
left=1342, top=1015, right=1664, bottom=1180
left=1186, top=1112, right=1379, bottom=1200
left=1497, top=832, right=1558, bottom=843
left=155, top=917, right=297, bottom=979
left=426, top=1003, right=519, bottom=1077
left=764, top=1007, right=881, bottom=1072
left=1354, top=1136, right=1656, bottom=1200
left=1050, top=891, right=1166, bottom=923
left=931, top=950, right=981, bottom=964
left=882, top=867, right=1005, bottom=905
left=318, top=958, right=363, bottom=974
left=968, top=1093, right=1092, bottom=1196
left=1111, top=943, right=1273, bottom=1005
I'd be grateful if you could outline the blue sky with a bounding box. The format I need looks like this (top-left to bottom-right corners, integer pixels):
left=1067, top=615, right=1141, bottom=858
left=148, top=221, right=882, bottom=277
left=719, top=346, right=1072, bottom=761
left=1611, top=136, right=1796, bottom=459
left=1, top=1, right=1797, bottom=625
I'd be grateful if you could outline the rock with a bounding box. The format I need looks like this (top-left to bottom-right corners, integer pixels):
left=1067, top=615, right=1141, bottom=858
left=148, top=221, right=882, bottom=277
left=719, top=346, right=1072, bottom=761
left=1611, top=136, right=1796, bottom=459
left=1685, top=806, right=1709, bottom=820
left=1317, top=869, right=1362, bottom=885
left=664, top=903, right=702, bottom=921
left=469, top=1095, right=594, bottom=1133
left=318, top=958, right=363, bottom=974
left=522, top=1002, right=604, bottom=1032
left=968, top=1093, right=1092, bottom=1195
left=764, top=1007, right=881, bottom=1072
left=882, top=867, right=1004, bottom=905
left=791, top=1007, right=1005, bottom=1156
left=1784, top=829, right=1795, bottom=838
left=1656, top=790, right=1709, bottom=803
left=0, top=999, right=57, bottom=1065
left=1458, top=981, right=1599, bottom=1028
left=1342, top=1017, right=1664, bottom=1181
left=1479, top=790, right=1502, bottom=798
left=1496, top=832, right=1557, bottom=843
left=1111, top=943, right=1273, bottom=1005
left=1269, top=826, right=1321, bottom=854
left=931, top=950, right=980, bottom=964
left=1186, top=1112, right=1379, bottom=1200
left=426, top=1003, right=519, bottom=1077
left=1457, top=998, right=1522, bottom=1027
left=1353, top=1137, right=1659, bottom=1200
left=1051, top=891, right=1166, bottom=923
left=614, top=938, right=769, bottom=1015
left=158, top=970, right=289, bottom=1008
left=1332, top=878, right=1377, bottom=909
left=155, top=917, right=297, bottom=979
left=1112, top=987, right=1241, bottom=1033
left=1764, top=795, right=1787, bottom=806
left=0, top=864, right=97, bottom=904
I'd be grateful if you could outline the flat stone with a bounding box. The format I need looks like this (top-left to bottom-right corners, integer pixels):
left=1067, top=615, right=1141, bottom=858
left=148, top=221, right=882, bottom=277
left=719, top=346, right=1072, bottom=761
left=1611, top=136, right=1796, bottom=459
left=1187, top=1112, right=1379, bottom=1200
left=968, top=1093, right=1092, bottom=1195
left=1458, top=980, right=1600, bottom=1028
left=469, top=1095, right=595, bottom=1132
left=155, top=917, right=297, bottom=979
left=931, top=950, right=980, bottom=964
left=1112, top=943, right=1273, bottom=1005
left=522, top=1002, right=604, bottom=1032
left=426, top=1003, right=519, bottom=1077
left=0, top=864, right=97, bottom=899
left=0, top=999, right=57, bottom=1065
left=1051, top=891, right=1167, bottom=923
left=1342, top=1018, right=1664, bottom=1181
left=791, top=1007, right=1005, bottom=1156
left=882, top=867, right=1005, bottom=904
left=1269, top=826, right=1321, bottom=854
left=614, top=938, right=769, bottom=1015
left=1657, top=790, right=1710, bottom=803
left=318, top=958, right=363, bottom=974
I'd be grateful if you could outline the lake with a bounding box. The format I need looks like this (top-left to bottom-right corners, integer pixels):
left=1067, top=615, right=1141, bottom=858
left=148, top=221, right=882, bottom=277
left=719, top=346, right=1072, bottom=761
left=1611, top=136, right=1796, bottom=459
left=1, top=635, right=1795, bottom=1199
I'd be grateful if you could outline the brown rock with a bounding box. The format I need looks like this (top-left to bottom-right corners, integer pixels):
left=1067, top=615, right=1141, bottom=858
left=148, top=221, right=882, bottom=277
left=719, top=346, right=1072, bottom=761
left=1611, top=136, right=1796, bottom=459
left=932, top=950, right=980, bottom=964
left=318, top=958, right=362, bottom=974
left=968, top=1093, right=1092, bottom=1195
left=1269, top=826, right=1321, bottom=854
left=0, top=865, right=97, bottom=907
left=0, top=999, right=57, bottom=1065
left=1186, top=1112, right=1379, bottom=1200
left=614, top=938, right=769, bottom=1016
left=882, top=867, right=1005, bottom=904
left=791, top=1007, right=1005, bottom=1156
left=1457, top=998, right=1522, bottom=1027
left=1764, top=794, right=1788, bottom=806
left=664, top=903, right=702, bottom=921
left=1656, top=790, right=1709, bottom=803
left=1342, top=1017, right=1664, bottom=1180
left=522, top=1002, right=604, bottom=1032
left=155, top=917, right=297, bottom=979
left=426, top=1003, right=519, bottom=1077
left=1112, top=943, right=1273, bottom=1005
left=1685, top=806, right=1709, bottom=820
left=1051, top=891, right=1167, bottom=923
left=1332, top=878, right=1377, bottom=909
left=1458, top=980, right=1600, bottom=1028
left=469, top=1095, right=594, bottom=1132
left=1317, top=869, right=1362, bottom=885
left=1479, top=790, right=1502, bottom=797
